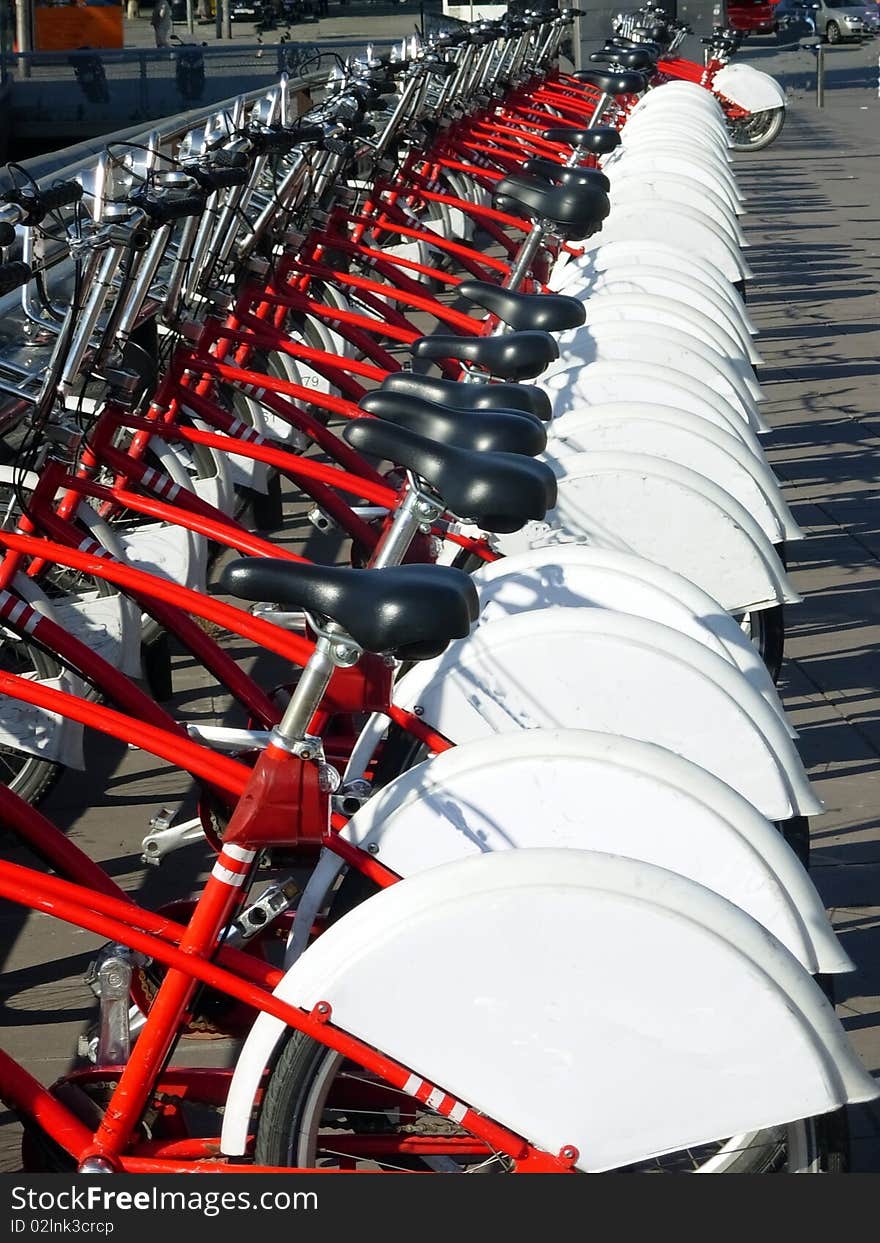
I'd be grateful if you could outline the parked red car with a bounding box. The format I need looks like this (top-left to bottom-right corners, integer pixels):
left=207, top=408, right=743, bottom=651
left=727, top=0, right=780, bottom=33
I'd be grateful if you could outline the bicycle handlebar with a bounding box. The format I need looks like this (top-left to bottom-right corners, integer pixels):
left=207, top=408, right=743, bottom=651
left=0, top=222, right=16, bottom=248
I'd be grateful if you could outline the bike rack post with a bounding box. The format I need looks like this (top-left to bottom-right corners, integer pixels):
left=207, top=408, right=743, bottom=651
left=816, top=41, right=825, bottom=108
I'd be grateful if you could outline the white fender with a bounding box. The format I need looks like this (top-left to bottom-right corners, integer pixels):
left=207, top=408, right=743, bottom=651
left=626, top=89, right=729, bottom=124
left=576, top=202, right=751, bottom=283
left=245, top=340, right=339, bottom=445
left=472, top=546, right=793, bottom=730
left=625, top=104, right=729, bottom=138
left=713, top=64, right=787, bottom=114
left=221, top=850, right=876, bottom=1169
left=547, top=405, right=800, bottom=542
left=623, top=111, right=732, bottom=154
left=566, top=266, right=757, bottom=362
left=472, top=549, right=791, bottom=732
left=542, top=323, right=763, bottom=429
left=1, top=578, right=85, bottom=769
left=557, top=295, right=760, bottom=400
left=340, top=732, right=848, bottom=974
left=0, top=468, right=141, bottom=677
left=620, top=129, right=735, bottom=173
left=631, top=79, right=727, bottom=114
left=607, top=173, right=747, bottom=249
left=607, top=148, right=743, bottom=213
left=118, top=522, right=205, bottom=594
left=391, top=610, right=820, bottom=818
left=213, top=389, right=271, bottom=495
left=543, top=360, right=768, bottom=452
left=551, top=239, right=756, bottom=335
left=637, top=79, right=727, bottom=113
left=148, top=428, right=232, bottom=520
left=494, top=452, right=799, bottom=616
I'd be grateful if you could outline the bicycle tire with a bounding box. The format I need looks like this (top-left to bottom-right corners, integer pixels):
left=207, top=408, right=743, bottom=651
left=735, top=602, right=785, bottom=683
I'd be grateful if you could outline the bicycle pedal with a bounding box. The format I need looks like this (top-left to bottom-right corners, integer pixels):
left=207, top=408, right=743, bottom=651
left=332, top=778, right=372, bottom=817
left=228, top=877, right=300, bottom=944
left=307, top=506, right=339, bottom=535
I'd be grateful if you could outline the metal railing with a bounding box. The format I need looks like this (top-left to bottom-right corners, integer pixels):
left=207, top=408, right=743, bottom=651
left=0, top=38, right=400, bottom=141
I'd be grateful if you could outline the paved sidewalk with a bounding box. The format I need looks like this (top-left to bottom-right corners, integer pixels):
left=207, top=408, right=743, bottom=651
left=731, top=39, right=880, bottom=1169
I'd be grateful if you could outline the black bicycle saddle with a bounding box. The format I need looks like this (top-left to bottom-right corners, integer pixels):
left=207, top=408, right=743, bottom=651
left=573, top=69, right=647, bottom=95
left=342, top=419, right=557, bottom=533
left=493, top=175, right=610, bottom=240
left=358, top=390, right=547, bottom=456
left=590, top=48, right=656, bottom=71
left=381, top=372, right=552, bottom=422
left=544, top=126, right=621, bottom=155
left=456, top=279, right=586, bottom=333
left=519, top=160, right=611, bottom=194
left=410, top=330, right=559, bottom=382
left=220, top=561, right=478, bottom=661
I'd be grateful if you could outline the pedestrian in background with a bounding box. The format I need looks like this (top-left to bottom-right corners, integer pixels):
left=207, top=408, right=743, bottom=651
left=151, top=0, right=173, bottom=47
left=126, top=0, right=140, bottom=18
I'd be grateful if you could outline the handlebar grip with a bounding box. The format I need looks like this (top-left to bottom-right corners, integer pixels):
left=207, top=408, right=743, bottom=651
left=6, top=179, right=83, bottom=224
left=0, top=222, right=16, bottom=248
left=289, top=124, right=327, bottom=143
left=135, top=191, right=208, bottom=224
left=189, top=163, right=249, bottom=191
left=0, top=261, right=33, bottom=296
left=209, top=148, right=250, bottom=169
left=251, top=126, right=303, bottom=154
left=35, top=179, right=84, bottom=215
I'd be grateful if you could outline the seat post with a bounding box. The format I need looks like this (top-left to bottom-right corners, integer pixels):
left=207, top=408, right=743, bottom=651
left=369, top=475, right=443, bottom=570
left=503, top=218, right=550, bottom=291
left=272, top=630, right=357, bottom=749
left=588, top=91, right=612, bottom=129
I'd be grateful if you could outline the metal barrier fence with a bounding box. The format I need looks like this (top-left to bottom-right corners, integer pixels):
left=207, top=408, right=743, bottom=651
left=0, top=37, right=400, bottom=143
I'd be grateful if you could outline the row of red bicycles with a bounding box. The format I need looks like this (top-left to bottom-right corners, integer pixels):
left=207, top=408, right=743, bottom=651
left=0, top=6, right=873, bottom=1174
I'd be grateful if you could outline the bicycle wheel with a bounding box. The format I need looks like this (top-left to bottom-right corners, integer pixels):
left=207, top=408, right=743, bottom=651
left=0, top=634, right=63, bottom=804
left=735, top=603, right=784, bottom=683
left=255, top=1030, right=826, bottom=1172
left=726, top=107, right=785, bottom=152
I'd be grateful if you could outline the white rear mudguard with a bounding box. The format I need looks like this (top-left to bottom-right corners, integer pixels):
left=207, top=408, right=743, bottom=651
left=494, top=452, right=799, bottom=615
left=0, top=575, right=85, bottom=768
left=544, top=360, right=768, bottom=451
left=221, top=850, right=876, bottom=1168
left=0, top=468, right=142, bottom=677
left=569, top=267, right=756, bottom=361
left=341, top=732, right=847, bottom=974
left=118, top=522, right=206, bottom=594
left=607, top=148, right=743, bottom=213
left=472, top=546, right=791, bottom=734
left=580, top=202, right=751, bottom=283
left=542, top=324, right=762, bottom=429
left=630, top=80, right=727, bottom=121
left=391, top=609, right=820, bottom=819
left=620, top=130, right=734, bottom=174
left=713, top=64, right=787, bottom=114
left=552, top=239, right=755, bottom=334
left=607, top=174, right=747, bottom=249
left=557, top=295, right=760, bottom=399
left=547, top=405, right=800, bottom=543
left=621, top=114, right=730, bottom=159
